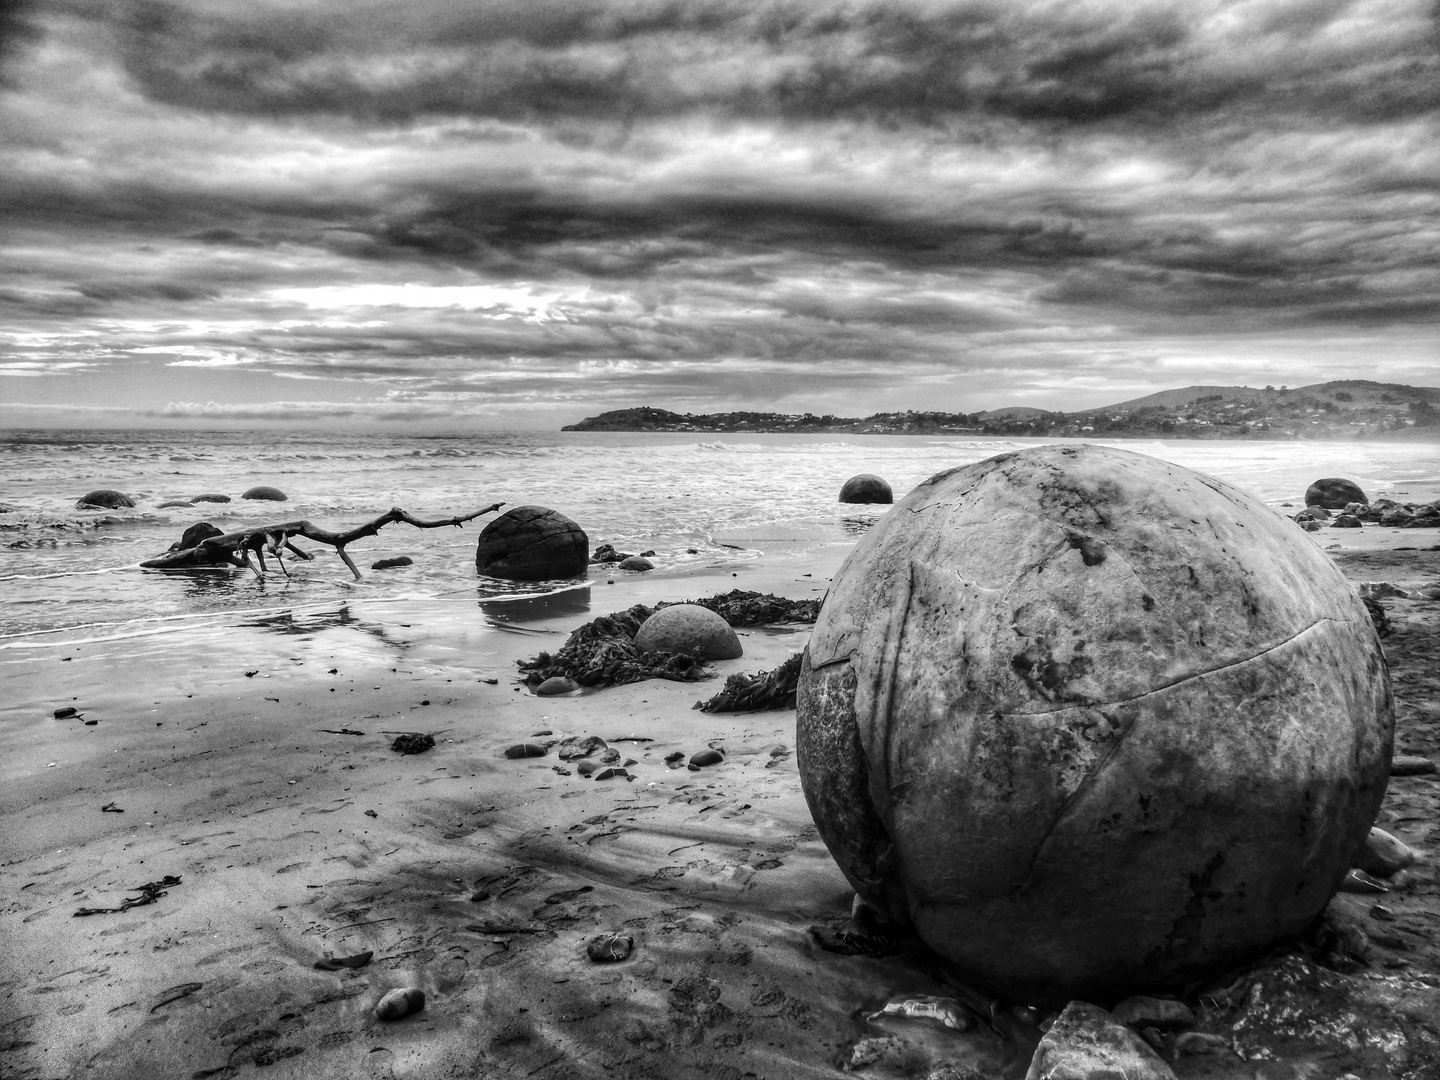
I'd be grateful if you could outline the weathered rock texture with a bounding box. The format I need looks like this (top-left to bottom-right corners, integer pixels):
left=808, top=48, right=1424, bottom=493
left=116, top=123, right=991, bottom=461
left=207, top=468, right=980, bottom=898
left=839, top=473, right=894, bottom=504
left=797, top=444, right=1393, bottom=1002
left=1305, top=477, right=1367, bottom=509
left=1025, top=1001, right=1177, bottom=1080
left=635, top=604, right=743, bottom=660
left=476, top=505, right=589, bottom=581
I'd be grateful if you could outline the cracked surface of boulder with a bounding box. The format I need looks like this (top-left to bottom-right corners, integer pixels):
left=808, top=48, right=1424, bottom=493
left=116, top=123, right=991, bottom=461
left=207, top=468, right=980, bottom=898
left=798, top=444, right=1393, bottom=1002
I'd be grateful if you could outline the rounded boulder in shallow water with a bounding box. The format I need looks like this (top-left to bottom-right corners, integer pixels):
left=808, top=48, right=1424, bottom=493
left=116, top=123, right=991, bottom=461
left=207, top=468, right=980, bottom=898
left=839, top=474, right=894, bottom=504
left=1305, top=477, right=1367, bottom=509
left=475, top=505, right=589, bottom=581
left=192, top=493, right=231, bottom=504
left=75, top=489, right=134, bottom=510
left=797, top=444, right=1392, bottom=1003
left=241, top=485, right=288, bottom=502
left=617, top=555, right=653, bottom=572
left=636, top=604, right=742, bottom=660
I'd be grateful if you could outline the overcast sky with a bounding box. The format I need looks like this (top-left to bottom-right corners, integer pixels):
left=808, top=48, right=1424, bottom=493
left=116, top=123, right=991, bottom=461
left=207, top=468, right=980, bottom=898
left=1, top=0, right=1436, bottom=429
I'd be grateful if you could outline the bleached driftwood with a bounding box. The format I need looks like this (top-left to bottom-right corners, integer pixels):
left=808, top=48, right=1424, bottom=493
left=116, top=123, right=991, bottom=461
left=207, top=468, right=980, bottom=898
left=139, top=504, right=504, bottom=581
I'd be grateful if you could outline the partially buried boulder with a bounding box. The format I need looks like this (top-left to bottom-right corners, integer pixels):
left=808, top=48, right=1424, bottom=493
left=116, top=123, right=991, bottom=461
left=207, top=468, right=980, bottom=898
left=839, top=474, right=893, bottom=504
left=797, top=444, right=1392, bottom=1002
left=617, top=555, right=653, bottom=572
left=192, top=493, right=231, bottom=504
left=1305, top=477, right=1367, bottom=509
left=476, top=505, right=588, bottom=581
left=76, top=489, right=134, bottom=510
left=636, top=604, right=742, bottom=660
left=241, top=486, right=288, bottom=502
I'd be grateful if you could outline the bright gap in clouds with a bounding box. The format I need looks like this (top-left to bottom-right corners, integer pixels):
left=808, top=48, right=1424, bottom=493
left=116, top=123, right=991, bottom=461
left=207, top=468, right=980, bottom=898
left=268, top=283, right=583, bottom=321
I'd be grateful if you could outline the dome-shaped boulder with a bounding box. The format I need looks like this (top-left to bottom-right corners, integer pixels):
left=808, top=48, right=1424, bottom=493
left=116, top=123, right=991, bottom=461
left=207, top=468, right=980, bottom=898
left=636, top=604, right=742, bottom=660
left=617, top=555, right=653, bottom=572
left=839, top=474, right=893, bottom=504
left=192, top=493, right=231, bottom=504
left=241, top=486, right=288, bottom=501
left=1305, top=478, right=1367, bottom=509
left=75, top=489, right=134, bottom=510
left=797, top=444, right=1392, bottom=1003
left=476, top=505, right=589, bottom=581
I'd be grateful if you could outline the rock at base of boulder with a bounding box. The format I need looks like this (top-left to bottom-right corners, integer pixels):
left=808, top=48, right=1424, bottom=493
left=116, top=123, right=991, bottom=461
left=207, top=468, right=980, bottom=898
left=76, top=489, right=134, bottom=510
left=1305, top=478, right=1367, bottom=509
left=476, top=505, right=589, bottom=581
left=839, top=473, right=894, bottom=504
left=635, top=604, right=743, bottom=660
left=241, top=485, right=288, bottom=501
left=1025, top=1001, right=1177, bottom=1080
left=371, top=556, right=414, bottom=570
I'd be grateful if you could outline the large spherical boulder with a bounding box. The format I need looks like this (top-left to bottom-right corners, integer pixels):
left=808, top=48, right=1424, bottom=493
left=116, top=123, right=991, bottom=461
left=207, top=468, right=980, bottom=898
left=636, top=604, right=742, bottom=660
left=797, top=444, right=1392, bottom=1003
left=839, top=474, right=894, bottom=504
left=1305, top=478, right=1367, bottom=509
left=476, top=505, right=589, bottom=581
left=241, top=485, right=288, bottom=501
left=75, top=489, right=134, bottom=509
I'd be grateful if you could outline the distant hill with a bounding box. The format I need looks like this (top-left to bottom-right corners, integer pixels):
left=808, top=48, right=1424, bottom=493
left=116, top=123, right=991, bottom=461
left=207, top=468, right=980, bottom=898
left=1091, top=380, right=1440, bottom=414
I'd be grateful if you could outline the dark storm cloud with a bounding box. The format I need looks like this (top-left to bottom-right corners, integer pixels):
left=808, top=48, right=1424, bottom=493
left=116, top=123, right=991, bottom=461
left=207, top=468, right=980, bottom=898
left=0, top=0, right=1436, bottom=422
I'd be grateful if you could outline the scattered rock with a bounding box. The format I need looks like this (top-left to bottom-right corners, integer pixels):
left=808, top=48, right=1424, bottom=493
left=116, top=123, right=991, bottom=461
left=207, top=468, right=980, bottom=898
left=1354, top=827, right=1420, bottom=877
left=593, top=767, right=630, bottom=781
left=504, top=742, right=549, bottom=759
left=848, top=1036, right=902, bottom=1069
left=315, top=950, right=372, bottom=971
left=374, top=986, right=425, bottom=1021
left=689, top=748, right=724, bottom=769
left=536, top=676, right=581, bottom=696
left=168, top=522, right=223, bottom=552
left=75, top=489, right=134, bottom=510
left=1025, top=1001, right=1177, bottom=1080
left=617, top=556, right=653, bottom=572
left=476, top=505, right=589, bottom=581
left=839, top=474, right=894, bottom=504
left=557, top=735, right=607, bottom=760
left=866, top=994, right=975, bottom=1030
left=1332, top=514, right=1363, bottom=528
left=1339, top=868, right=1390, bottom=893
left=241, top=485, right=287, bottom=501
left=371, top=556, right=414, bottom=570
left=587, top=932, right=634, bottom=961
left=1296, top=505, right=1331, bottom=521
left=1110, top=995, right=1195, bottom=1029
left=54, top=706, right=79, bottom=719
left=1305, top=478, right=1368, bottom=509
left=665, top=751, right=685, bottom=767
left=364, top=809, right=377, bottom=818
left=1359, top=582, right=1409, bottom=600
left=389, top=732, right=435, bottom=755
left=192, top=493, right=231, bottom=504
left=1391, top=755, right=1437, bottom=776
left=635, top=604, right=743, bottom=660
left=591, top=543, right=632, bottom=564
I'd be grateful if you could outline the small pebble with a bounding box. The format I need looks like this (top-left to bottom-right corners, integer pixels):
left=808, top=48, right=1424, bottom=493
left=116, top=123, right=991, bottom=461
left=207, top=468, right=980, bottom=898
left=532, top=729, right=553, bottom=736
left=664, top=751, right=685, bottom=764
left=364, top=809, right=377, bottom=818
left=1391, top=755, right=1437, bottom=776
left=576, top=760, right=600, bottom=777
left=53, top=706, right=78, bottom=719
left=587, top=932, right=633, bottom=962
left=374, top=986, right=425, bottom=1021
left=504, top=742, right=548, bottom=759
left=689, top=749, right=724, bottom=769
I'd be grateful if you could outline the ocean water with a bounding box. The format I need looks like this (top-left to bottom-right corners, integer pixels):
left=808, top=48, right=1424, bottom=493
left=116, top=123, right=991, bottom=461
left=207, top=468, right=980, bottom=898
left=2, top=428, right=1437, bottom=662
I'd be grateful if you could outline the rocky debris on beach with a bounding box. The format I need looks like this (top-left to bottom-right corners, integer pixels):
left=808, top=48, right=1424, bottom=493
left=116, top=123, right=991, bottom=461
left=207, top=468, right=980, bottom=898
left=800, top=445, right=1392, bottom=1002
left=1305, top=477, right=1368, bottom=509
left=634, top=603, right=743, bottom=660
left=590, top=543, right=632, bottom=563
left=1027, top=1001, right=1178, bottom=1080
left=672, top=589, right=821, bottom=627
left=370, top=555, right=413, bottom=570
left=476, top=505, right=588, bottom=580
left=586, top=932, right=633, bottom=961
left=839, top=473, right=894, bottom=504
left=1296, top=495, right=1440, bottom=529
left=241, top=485, right=288, bottom=501
left=388, top=732, right=435, bottom=754
left=374, top=986, right=424, bottom=1020
left=695, top=652, right=803, bottom=712
left=74, top=489, right=134, bottom=509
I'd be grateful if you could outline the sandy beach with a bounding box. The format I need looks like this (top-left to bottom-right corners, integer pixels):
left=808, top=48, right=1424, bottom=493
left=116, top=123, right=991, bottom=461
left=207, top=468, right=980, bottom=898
left=3, top=524, right=1440, bottom=1080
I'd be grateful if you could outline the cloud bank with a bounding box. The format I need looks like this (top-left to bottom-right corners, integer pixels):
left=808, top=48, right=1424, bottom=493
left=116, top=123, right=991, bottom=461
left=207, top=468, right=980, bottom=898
left=1, top=0, right=1436, bottom=425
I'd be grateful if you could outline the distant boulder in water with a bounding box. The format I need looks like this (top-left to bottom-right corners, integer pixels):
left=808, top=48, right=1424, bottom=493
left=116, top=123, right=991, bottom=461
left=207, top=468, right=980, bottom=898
left=839, top=474, right=893, bottom=504
left=371, top=556, right=414, bottom=570
left=241, top=486, right=288, bottom=502
left=75, top=489, right=134, bottom=510
left=192, top=493, right=231, bottom=504
left=169, top=522, right=224, bottom=552
left=1305, top=478, right=1366, bottom=509
left=476, top=505, right=589, bottom=581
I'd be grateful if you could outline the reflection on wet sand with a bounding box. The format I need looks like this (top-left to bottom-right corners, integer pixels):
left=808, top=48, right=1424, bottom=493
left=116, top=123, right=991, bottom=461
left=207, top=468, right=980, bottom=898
left=480, top=586, right=592, bottom=625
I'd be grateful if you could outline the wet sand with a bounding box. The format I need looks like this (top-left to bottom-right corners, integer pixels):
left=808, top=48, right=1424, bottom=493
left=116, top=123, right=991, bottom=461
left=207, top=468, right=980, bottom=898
left=2, top=530, right=1439, bottom=1080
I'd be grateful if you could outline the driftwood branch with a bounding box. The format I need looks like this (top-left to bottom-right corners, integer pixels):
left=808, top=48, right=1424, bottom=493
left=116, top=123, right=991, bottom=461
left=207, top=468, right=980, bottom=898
left=140, top=504, right=504, bottom=580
